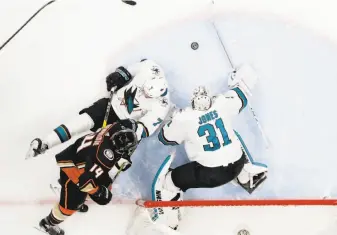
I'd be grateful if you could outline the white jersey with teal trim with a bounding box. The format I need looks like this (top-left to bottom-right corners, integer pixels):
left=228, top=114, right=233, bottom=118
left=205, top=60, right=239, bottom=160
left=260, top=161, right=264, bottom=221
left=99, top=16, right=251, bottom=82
left=110, top=60, right=171, bottom=139
left=158, top=88, right=248, bottom=167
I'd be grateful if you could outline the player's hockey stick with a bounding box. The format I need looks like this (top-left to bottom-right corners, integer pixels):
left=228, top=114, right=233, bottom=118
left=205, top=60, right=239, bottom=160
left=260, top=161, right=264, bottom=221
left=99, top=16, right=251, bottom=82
left=210, top=5, right=270, bottom=148
left=111, top=162, right=127, bottom=183
left=102, top=87, right=117, bottom=128
left=0, top=0, right=57, bottom=53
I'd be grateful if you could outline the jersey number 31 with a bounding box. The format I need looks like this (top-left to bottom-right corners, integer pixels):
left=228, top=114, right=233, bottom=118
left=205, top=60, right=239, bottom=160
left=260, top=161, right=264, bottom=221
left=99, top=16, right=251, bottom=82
left=197, top=118, right=232, bottom=151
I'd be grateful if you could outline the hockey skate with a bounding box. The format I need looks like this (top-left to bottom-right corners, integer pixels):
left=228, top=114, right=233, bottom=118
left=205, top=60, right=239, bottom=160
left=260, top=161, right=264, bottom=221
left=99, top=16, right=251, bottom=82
left=35, top=218, right=64, bottom=235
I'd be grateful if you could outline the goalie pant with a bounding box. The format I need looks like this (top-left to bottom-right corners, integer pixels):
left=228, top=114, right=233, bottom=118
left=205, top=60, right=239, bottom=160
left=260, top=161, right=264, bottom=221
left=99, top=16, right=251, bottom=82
left=171, top=152, right=245, bottom=192
left=39, top=121, right=136, bottom=232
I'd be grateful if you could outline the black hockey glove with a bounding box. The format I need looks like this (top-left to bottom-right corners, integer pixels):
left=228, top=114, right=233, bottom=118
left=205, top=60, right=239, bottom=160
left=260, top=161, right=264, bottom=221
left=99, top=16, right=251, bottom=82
left=89, top=185, right=112, bottom=205
left=106, top=66, right=133, bottom=91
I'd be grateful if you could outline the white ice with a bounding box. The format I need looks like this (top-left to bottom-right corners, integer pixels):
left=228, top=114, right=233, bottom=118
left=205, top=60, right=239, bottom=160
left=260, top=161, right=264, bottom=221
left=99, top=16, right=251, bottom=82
left=1, top=0, right=337, bottom=234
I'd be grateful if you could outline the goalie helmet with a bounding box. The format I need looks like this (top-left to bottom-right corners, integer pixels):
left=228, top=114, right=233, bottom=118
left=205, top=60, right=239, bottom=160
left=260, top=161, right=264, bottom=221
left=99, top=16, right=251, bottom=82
left=111, top=129, right=138, bottom=155
left=191, top=86, right=212, bottom=111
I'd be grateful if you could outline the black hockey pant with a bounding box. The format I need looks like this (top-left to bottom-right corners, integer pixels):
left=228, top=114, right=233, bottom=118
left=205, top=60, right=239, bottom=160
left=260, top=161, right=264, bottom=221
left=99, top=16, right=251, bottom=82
left=171, top=154, right=245, bottom=192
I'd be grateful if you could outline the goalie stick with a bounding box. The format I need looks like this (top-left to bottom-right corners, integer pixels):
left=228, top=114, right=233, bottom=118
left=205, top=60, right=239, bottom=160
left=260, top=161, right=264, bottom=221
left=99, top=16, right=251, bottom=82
left=210, top=1, right=270, bottom=149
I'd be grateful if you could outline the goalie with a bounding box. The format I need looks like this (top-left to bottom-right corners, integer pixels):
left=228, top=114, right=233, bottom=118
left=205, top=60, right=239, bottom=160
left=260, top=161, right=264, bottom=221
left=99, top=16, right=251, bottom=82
left=153, top=64, right=268, bottom=230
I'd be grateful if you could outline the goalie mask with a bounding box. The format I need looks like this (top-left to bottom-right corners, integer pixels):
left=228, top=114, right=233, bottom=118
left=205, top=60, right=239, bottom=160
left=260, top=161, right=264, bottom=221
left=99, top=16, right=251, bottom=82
left=111, top=129, right=138, bottom=155
left=191, top=86, right=212, bottom=111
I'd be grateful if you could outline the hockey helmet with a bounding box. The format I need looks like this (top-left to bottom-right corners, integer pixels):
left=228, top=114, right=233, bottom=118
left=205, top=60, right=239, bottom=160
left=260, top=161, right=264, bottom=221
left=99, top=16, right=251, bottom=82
left=137, top=61, right=168, bottom=98
left=191, top=86, right=212, bottom=111
left=111, top=129, right=138, bottom=155
left=143, top=76, right=168, bottom=98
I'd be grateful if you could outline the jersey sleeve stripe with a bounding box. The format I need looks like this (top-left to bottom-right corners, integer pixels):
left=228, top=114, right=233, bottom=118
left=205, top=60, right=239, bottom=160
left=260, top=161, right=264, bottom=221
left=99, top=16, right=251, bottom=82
left=158, top=128, right=178, bottom=146
left=54, top=124, right=71, bottom=143
left=232, top=87, right=248, bottom=112
left=116, top=66, right=132, bottom=81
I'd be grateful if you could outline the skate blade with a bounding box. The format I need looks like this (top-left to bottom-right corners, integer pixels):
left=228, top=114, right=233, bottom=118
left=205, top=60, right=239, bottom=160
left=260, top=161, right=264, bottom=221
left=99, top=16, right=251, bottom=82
left=33, top=226, right=48, bottom=234
left=237, top=173, right=268, bottom=194
left=49, top=183, right=60, bottom=195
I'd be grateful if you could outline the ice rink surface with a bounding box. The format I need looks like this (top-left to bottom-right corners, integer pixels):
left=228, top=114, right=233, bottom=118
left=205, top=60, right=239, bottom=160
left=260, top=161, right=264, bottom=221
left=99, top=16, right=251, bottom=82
left=1, top=0, right=337, bottom=234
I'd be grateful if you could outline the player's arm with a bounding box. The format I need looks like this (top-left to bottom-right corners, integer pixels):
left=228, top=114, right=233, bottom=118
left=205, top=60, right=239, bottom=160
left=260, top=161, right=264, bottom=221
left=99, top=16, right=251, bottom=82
left=158, top=110, right=185, bottom=146
left=217, top=88, right=248, bottom=116
left=26, top=97, right=116, bottom=160
left=134, top=101, right=171, bottom=140
left=105, top=59, right=156, bottom=92
left=220, top=64, right=258, bottom=116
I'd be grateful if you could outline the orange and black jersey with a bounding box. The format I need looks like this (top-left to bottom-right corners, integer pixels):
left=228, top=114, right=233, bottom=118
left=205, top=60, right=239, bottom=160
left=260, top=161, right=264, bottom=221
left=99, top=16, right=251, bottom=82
left=55, top=122, right=134, bottom=194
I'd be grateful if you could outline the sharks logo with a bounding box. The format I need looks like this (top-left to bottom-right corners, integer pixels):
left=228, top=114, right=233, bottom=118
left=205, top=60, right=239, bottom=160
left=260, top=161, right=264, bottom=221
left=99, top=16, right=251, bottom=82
left=151, top=66, right=161, bottom=75
left=121, top=87, right=139, bottom=114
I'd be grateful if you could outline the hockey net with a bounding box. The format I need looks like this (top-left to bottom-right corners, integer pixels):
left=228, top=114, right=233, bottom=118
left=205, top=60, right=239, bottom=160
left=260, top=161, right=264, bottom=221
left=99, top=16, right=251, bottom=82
left=126, top=199, right=337, bottom=235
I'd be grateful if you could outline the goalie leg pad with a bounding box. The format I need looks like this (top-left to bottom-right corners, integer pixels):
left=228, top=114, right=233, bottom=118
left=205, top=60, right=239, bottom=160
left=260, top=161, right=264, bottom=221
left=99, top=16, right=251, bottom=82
left=234, top=130, right=268, bottom=194
left=236, top=162, right=268, bottom=194
left=151, top=153, right=183, bottom=230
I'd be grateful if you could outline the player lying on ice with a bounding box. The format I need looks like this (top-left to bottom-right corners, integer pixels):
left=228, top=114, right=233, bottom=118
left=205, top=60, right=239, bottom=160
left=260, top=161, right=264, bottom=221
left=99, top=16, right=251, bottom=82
left=153, top=64, right=268, bottom=230
left=35, top=119, right=138, bottom=235
left=26, top=59, right=172, bottom=156
left=25, top=59, right=173, bottom=211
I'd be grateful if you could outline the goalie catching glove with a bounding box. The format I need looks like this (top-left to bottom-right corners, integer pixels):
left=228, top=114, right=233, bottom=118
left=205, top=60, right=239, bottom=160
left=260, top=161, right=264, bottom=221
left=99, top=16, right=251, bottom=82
left=228, top=64, right=258, bottom=96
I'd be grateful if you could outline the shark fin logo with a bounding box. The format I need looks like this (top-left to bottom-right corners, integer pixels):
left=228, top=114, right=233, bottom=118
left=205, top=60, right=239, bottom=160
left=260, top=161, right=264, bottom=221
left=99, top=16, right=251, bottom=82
left=151, top=66, right=160, bottom=75
left=123, top=87, right=139, bottom=114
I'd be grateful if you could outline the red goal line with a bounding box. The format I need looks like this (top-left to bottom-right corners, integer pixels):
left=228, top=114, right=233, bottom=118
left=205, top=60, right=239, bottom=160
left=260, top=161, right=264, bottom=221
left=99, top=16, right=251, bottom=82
left=136, top=199, right=337, bottom=208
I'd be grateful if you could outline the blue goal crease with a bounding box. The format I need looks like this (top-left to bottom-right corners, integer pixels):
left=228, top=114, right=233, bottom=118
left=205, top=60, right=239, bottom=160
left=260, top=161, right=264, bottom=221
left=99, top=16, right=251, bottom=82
left=234, top=130, right=267, bottom=168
